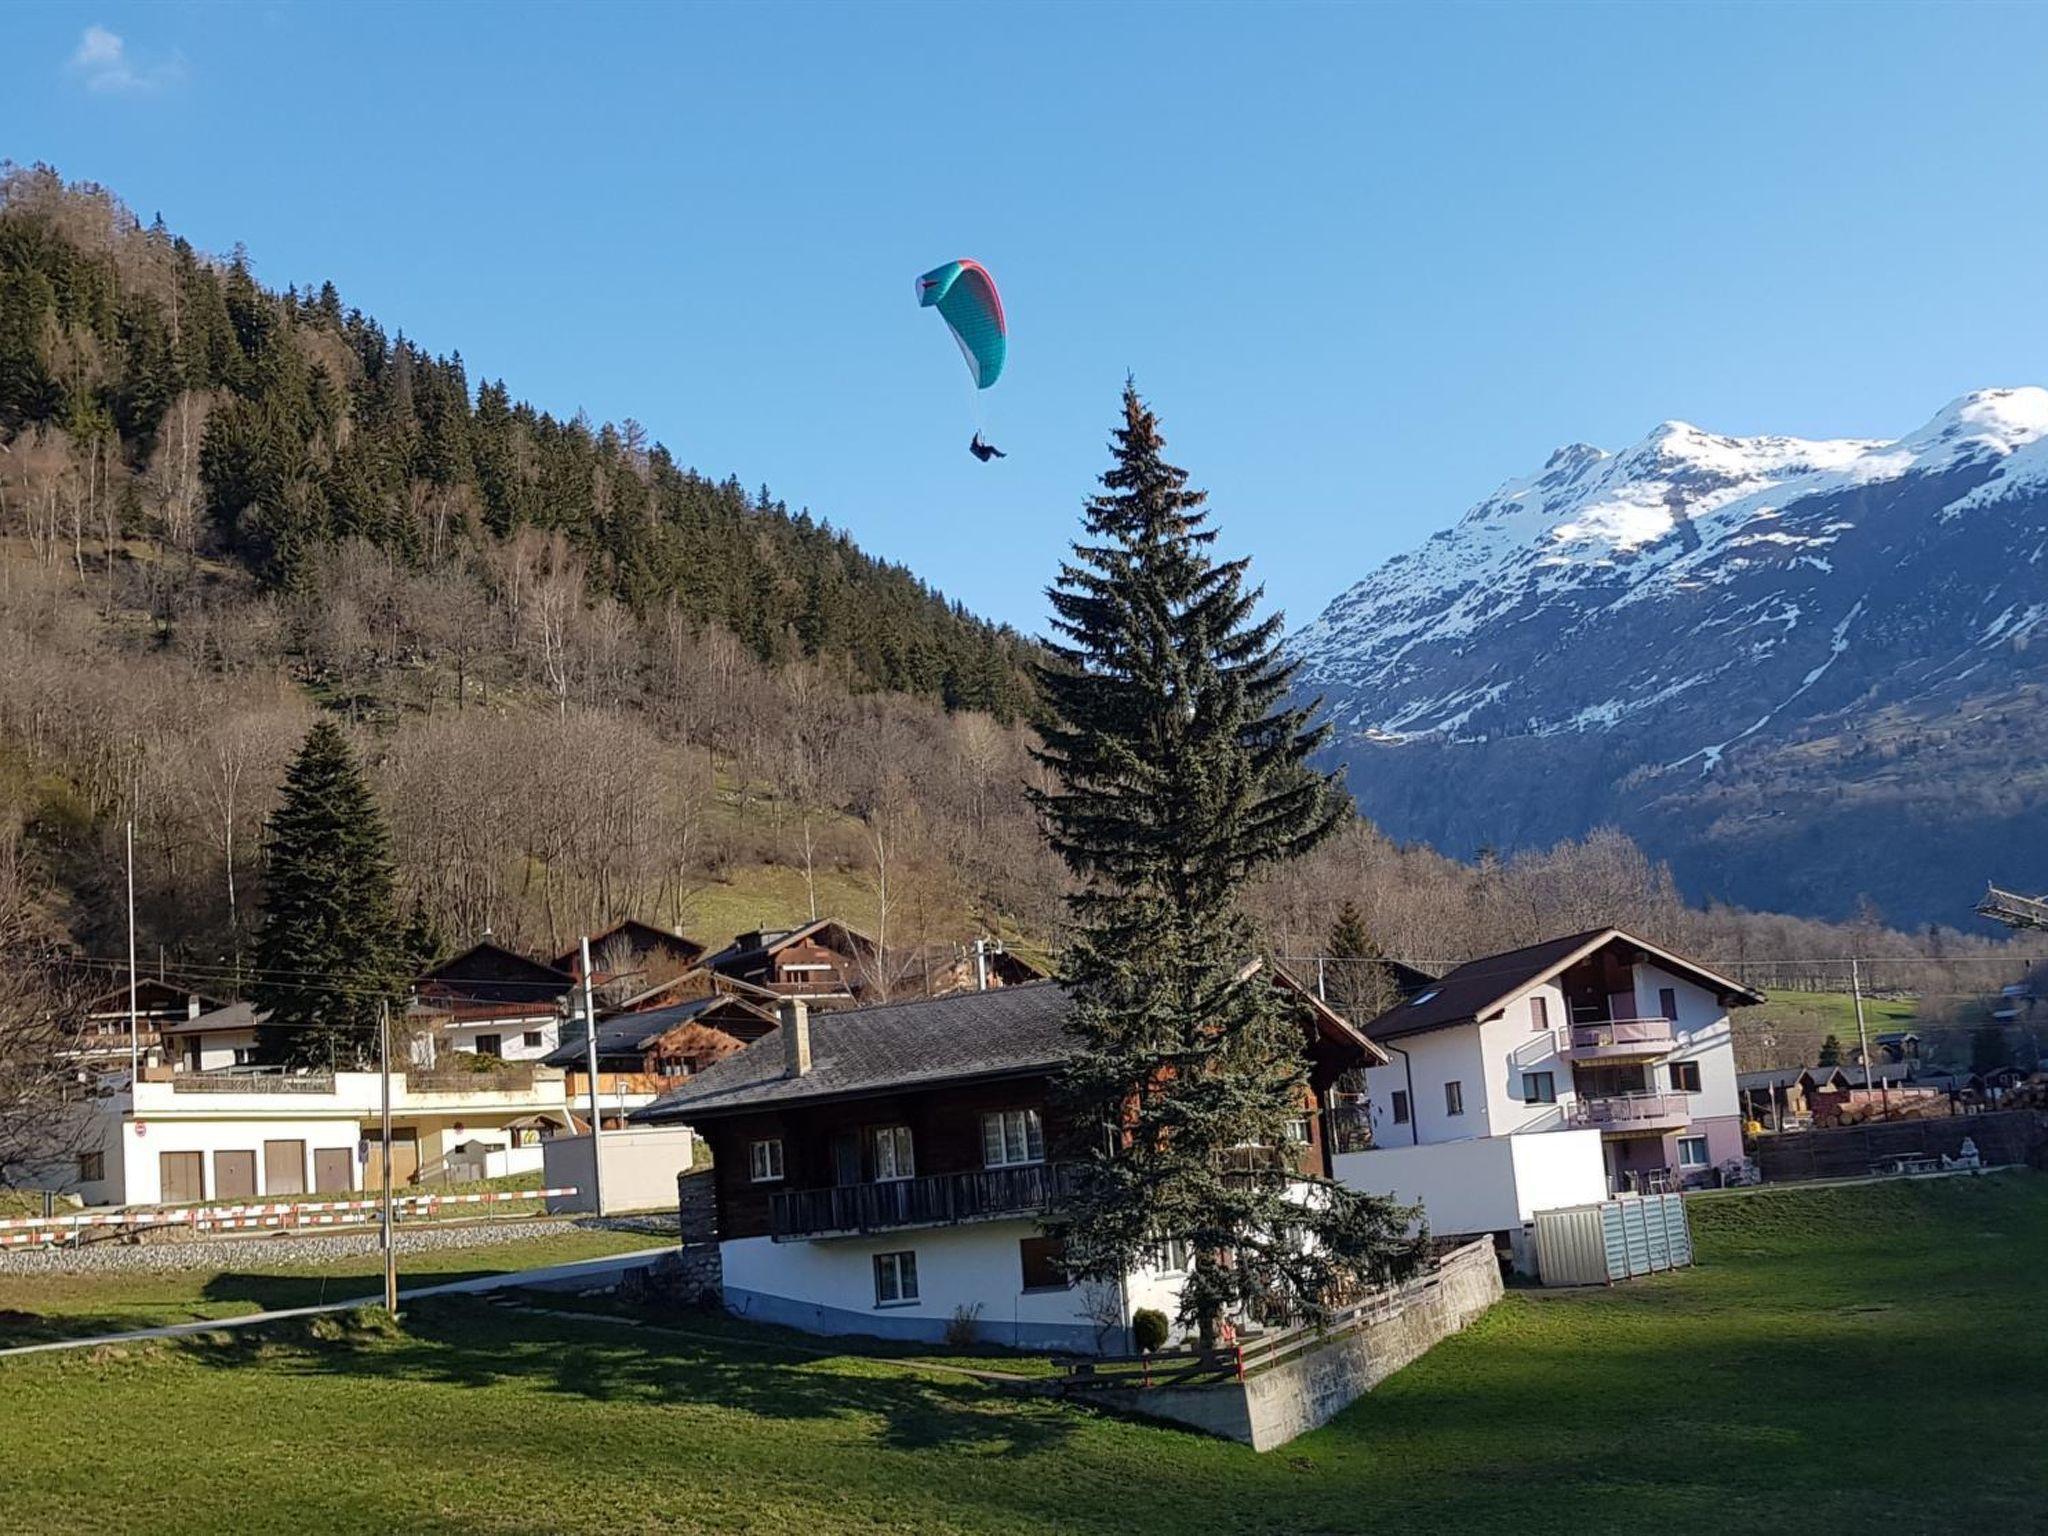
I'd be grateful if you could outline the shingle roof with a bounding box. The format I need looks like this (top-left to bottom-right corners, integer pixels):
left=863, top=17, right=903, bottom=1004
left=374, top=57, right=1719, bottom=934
left=1363, top=931, right=1610, bottom=1042
left=634, top=981, right=1075, bottom=1122
left=539, top=994, right=768, bottom=1066
left=158, top=1000, right=267, bottom=1036
left=1361, top=928, right=1764, bottom=1043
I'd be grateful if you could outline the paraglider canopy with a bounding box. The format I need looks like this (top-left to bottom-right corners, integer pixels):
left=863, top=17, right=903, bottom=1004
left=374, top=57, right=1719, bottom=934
left=917, top=260, right=1006, bottom=389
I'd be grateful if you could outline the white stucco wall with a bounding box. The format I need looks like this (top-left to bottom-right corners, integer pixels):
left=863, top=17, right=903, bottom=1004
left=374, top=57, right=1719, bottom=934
left=1333, top=1127, right=1607, bottom=1235
left=1363, top=1025, right=1488, bottom=1146
left=441, top=1018, right=562, bottom=1061
left=1479, top=982, right=1574, bottom=1136
left=115, top=1115, right=364, bottom=1204
left=720, top=1221, right=1182, bottom=1353
left=1636, top=962, right=1741, bottom=1125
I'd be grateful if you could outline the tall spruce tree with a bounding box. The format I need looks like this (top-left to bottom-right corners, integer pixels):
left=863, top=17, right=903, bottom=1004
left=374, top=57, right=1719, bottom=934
left=1033, top=384, right=1423, bottom=1335
left=1817, top=1033, right=1843, bottom=1067
left=251, top=720, right=409, bottom=1066
left=1326, top=899, right=1401, bottom=1024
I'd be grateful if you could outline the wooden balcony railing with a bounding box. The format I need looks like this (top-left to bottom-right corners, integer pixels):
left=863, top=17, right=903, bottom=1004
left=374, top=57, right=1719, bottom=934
left=769, top=1162, right=1075, bottom=1240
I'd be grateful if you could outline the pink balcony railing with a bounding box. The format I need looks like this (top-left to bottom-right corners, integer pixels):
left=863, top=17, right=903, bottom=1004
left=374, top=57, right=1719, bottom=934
left=1568, top=1090, right=1692, bottom=1133
left=1567, top=1018, right=1676, bottom=1059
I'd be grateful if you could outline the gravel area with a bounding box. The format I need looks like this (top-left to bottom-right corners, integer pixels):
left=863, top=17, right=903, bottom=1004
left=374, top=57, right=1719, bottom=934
left=0, top=1216, right=672, bottom=1277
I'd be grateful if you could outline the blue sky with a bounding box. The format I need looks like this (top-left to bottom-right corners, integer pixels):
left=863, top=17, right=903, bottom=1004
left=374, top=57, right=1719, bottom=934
left=8, top=2, right=2048, bottom=635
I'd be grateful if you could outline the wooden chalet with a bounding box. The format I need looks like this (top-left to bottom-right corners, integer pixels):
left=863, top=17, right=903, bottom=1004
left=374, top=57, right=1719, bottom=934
left=703, top=919, right=876, bottom=1003
left=550, top=919, right=707, bottom=995
left=631, top=968, right=1384, bottom=1352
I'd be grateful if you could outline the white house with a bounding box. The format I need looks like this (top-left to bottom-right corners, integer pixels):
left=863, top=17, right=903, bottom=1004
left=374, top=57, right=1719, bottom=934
left=409, top=940, right=575, bottom=1063
left=632, top=975, right=1383, bottom=1353
left=64, top=1065, right=580, bottom=1206
left=1335, top=928, right=1760, bottom=1237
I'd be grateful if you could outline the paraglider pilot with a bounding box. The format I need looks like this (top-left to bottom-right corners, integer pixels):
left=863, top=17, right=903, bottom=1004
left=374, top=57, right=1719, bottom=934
left=970, top=432, right=1006, bottom=462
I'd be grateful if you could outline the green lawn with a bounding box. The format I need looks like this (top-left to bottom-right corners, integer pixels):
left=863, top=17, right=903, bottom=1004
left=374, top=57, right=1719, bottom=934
left=0, top=1228, right=661, bottom=1345
left=0, top=1176, right=2041, bottom=1533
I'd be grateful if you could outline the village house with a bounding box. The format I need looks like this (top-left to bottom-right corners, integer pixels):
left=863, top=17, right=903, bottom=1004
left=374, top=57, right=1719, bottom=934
left=1335, top=929, right=1759, bottom=1242
left=544, top=986, right=781, bottom=1126
left=69, top=974, right=224, bottom=1071
left=633, top=971, right=1379, bottom=1352
left=67, top=1062, right=579, bottom=1205
left=701, top=919, right=876, bottom=1004
left=410, top=941, right=576, bottom=1062
left=551, top=919, right=708, bottom=1002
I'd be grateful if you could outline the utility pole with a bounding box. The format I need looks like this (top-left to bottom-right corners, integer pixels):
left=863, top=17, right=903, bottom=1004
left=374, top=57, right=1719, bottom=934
left=1850, top=958, right=1875, bottom=1112
left=582, top=935, right=606, bottom=1218
left=125, top=820, right=139, bottom=1083
left=380, top=1000, right=397, bottom=1315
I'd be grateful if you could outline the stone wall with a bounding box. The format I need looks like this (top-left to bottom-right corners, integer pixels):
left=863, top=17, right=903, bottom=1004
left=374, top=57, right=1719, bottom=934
left=1084, top=1238, right=1504, bottom=1452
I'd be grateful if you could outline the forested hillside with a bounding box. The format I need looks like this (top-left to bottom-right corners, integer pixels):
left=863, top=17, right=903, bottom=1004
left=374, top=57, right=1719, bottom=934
left=0, top=164, right=1029, bottom=715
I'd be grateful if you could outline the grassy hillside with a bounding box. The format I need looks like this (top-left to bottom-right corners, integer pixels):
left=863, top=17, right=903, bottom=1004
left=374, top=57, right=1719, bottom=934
left=1, top=1174, right=2038, bottom=1531
left=1735, top=989, right=1921, bottom=1071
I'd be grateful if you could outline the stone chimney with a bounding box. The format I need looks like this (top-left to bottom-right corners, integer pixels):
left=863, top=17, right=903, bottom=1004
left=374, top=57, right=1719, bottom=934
left=780, top=996, right=811, bottom=1078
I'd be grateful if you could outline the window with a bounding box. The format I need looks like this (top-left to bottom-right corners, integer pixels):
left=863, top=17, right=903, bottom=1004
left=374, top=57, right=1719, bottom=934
left=1668, top=1061, right=1702, bottom=1094
left=1677, top=1135, right=1709, bottom=1168
left=748, top=1138, right=784, bottom=1183
left=1521, top=1070, right=1556, bottom=1104
left=1444, top=1081, right=1464, bottom=1116
left=1390, top=1090, right=1411, bottom=1125
left=523, top=1030, right=543, bottom=1050
left=1019, top=1235, right=1069, bottom=1291
left=1151, top=1236, right=1192, bottom=1273
left=1529, top=995, right=1550, bottom=1032
left=873, top=1250, right=918, bottom=1305
left=981, top=1108, right=1044, bottom=1168
left=870, top=1125, right=914, bottom=1182
left=231, top=1047, right=255, bottom=1067
left=1658, top=988, right=1679, bottom=1023
left=1283, top=1115, right=1312, bottom=1145
left=78, top=1150, right=105, bottom=1182
left=474, top=1034, right=502, bottom=1058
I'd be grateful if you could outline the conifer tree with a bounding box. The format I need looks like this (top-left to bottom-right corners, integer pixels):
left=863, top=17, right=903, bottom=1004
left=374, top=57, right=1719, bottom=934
left=1034, top=384, right=1422, bottom=1336
left=1326, top=899, right=1401, bottom=1023
left=1817, top=1033, right=1843, bottom=1067
left=251, top=720, right=409, bottom=1066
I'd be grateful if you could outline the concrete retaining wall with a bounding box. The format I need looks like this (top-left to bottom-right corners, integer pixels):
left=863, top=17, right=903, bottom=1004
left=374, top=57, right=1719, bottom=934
left=1087, top=1238, right=1503, bottom=1452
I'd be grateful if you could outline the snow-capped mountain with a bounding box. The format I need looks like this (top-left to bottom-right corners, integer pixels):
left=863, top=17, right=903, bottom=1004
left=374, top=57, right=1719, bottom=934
left=1292, top=388, right=2048, bottom=924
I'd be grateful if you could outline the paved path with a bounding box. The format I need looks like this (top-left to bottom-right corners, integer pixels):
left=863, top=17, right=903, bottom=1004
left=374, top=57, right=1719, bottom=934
left=0, top=1245, right=672, bottom=1360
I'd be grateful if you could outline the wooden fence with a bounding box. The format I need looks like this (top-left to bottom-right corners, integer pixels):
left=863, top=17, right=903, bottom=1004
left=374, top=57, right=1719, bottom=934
left=1753, top=1110, right=2044, bottom=1183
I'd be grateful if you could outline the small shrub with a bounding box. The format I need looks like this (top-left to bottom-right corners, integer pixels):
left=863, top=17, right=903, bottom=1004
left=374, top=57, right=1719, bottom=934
left=1133, top=1308, right=1170, bottom=1354
left=943, top=1303, right=983, bottom=1349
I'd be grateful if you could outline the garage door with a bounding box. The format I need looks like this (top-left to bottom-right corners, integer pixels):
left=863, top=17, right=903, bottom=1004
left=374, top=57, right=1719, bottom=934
left=264, top=1140, right=306, bottom=1196
left=313, top=1147, right=353, bottom=1193
left=159, top=1151, right=204, bottom=1205
left=363, top=1128, right=419, bottom=1189
left=214, top=1149, right=257, bottom=1200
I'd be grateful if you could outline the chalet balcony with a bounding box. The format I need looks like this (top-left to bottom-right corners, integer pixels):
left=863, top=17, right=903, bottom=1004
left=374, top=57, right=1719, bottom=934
left=1565, top=1018, right=1676, bottom=1062
left=1568, top=1090, right=1693, bottom=1137
left=769, top=1162, right=1076, bottom=1241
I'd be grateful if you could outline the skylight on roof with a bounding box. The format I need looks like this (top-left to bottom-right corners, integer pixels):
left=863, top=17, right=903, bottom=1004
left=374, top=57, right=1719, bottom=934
left=1408, top=988, right=1440, bottom=1007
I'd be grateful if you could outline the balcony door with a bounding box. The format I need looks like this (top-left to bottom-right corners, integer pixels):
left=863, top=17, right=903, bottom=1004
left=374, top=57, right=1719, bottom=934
left=830, top=1132, right=861, bottom=1187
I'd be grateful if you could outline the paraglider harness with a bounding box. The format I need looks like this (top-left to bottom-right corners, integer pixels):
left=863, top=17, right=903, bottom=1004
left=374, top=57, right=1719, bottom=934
left=970, top=432, right=1007, bottom=462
